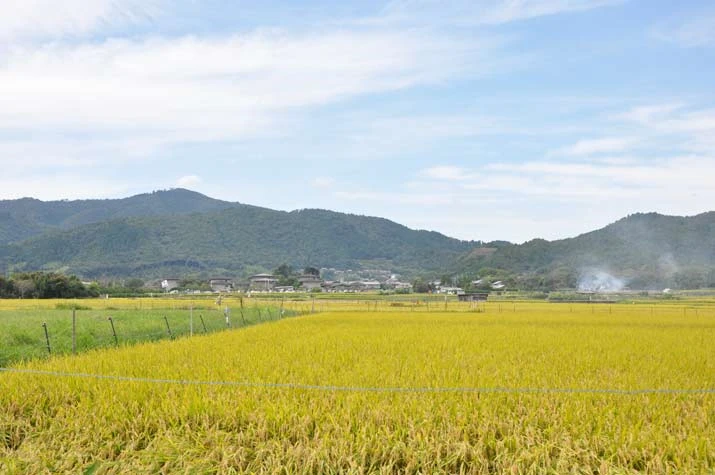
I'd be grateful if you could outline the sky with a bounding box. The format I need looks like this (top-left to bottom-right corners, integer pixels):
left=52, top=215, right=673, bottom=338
left=1, top=0, right=714, bottom=243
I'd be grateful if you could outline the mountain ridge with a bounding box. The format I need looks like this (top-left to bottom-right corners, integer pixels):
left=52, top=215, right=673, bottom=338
left=1, top=190, right=714, bottom=288
left=0, top=193, right=478, bottom=279
left=0, top=188, right=240, bottom=245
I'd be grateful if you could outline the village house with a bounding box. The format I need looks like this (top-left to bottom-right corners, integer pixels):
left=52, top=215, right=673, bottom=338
left=457, top=292, right=489, bottom=302
left=249, top=273, right=277, bottom=291
left=209, top=278, right=233, bottom=292
left=298, top=274, right=323, bottom=291
left=384, top=275, right=413, bottom=292
left=161, top=278, right=180, bottom=291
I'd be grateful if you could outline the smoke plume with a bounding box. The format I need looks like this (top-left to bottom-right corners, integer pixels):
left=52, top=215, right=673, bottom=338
left=578, top=269, right=626, bottom=292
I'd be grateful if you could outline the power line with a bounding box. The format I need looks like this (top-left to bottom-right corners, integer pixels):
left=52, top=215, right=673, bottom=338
left=1, top=367, right=713, bottom=395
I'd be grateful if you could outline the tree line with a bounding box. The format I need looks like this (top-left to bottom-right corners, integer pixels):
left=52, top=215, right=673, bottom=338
left=0, top=272, right=99, bottom=299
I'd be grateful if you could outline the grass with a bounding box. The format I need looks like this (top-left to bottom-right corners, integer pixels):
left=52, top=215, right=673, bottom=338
left=0, top=301, right=713, bottom=473
left=0, top=298, right=293, bottom=366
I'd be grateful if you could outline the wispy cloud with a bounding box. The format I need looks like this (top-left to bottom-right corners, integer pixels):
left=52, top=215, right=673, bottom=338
left=0, top=25, right=507, bottom=184
left=312, top=177, right=336, bottom=189
left=551, top=137, right=638, bottom=156
left=617, top=103, right=715, bottom=152
left=176, top=175, right=202, bottom=187
left=0, top=174, right=130, bottom=200
left=615, top=104, right=684, bottom=124
left=0, top=0, right=163, bottom=41
left=653, top=10, right=715, bottom=47
left=420, top=166, right=471, bottom=181
left=0, top=29, right=492, bottom=145
left=381, top=0, right=625, bottom=26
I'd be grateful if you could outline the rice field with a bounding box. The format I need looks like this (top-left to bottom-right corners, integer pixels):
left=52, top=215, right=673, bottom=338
left=1, top=301, right=714, bottom=473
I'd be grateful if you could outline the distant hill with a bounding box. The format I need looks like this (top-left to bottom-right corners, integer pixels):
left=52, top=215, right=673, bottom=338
left=0, top=199, right=477, bottom=279
left=2, top=190, right=713, bottom=288
left=456, top=212, right=715, bottom=289
left=0, top=189, right=237, bottom=245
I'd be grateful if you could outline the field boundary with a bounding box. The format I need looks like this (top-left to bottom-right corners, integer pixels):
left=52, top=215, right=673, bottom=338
left=2, top=367, right=713, bottom=395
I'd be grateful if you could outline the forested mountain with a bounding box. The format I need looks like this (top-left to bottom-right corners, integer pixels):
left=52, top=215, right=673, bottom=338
left=456, top=212, right=715, bottom=289
left=1, top=190, right=714, bottom=288
left=0, top=189, right=237, bottom=245
left=0, top=202, right=476, bottom=279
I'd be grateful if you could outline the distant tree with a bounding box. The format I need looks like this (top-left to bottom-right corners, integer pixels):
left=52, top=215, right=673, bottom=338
left=125, top=278, right=145, bottom=291
left=303, top=266, right=320, bottom=277
left=274, top=264, right=294, bottom=279
left=0, top=277, right=17, bottom=298
left=178, top=278, right=210, bottom=292
left=439, top=274, right=455, bottom=288
left=15, top=279, right=36, bottom=299
left=674, top=270, right=705, bottom=290
left=411, top=277, right=433, bottom=294
left=457, top=275, right=475, bottom=291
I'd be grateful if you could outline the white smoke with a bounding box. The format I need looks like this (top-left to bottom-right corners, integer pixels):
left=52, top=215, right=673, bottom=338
left=657, top=253, right=679, bottom=276
left=578, top=269, right=626, bottom=292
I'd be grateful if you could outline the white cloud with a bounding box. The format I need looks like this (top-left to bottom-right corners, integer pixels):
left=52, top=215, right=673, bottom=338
left=552, top=137, right=637, bottom=156
left=0, top=174, right=129, bottom=200
left=335, top=190, right=456, bottom=206
left=381, top=0, right=624, bottom=26
left=0, top=137, right=164, bottom=171
left=418, top=101, right=715, bottom=207
left=486, top=156, right=715, bottom=191
left=176, top=175, right=201, bottom=187
left=617, top=103, right=715, bottom=153
left=420, top=166, right=471, bottom=181
left=0, top=0, right=162, bottom=41
left=615, top=103, right=683, bottom=125
left=402, top=152, right=715, bottom=241
left=0, top=29, right=490, bottom=142
left=312, top=177, right=336, bottom=189
left=479, top=0, right=624, bottom=24
left=654, top=11, right=715, bottom=48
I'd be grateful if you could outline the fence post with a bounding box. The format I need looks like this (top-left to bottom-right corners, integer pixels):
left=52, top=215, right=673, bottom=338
left=72, top=309, right=77, bottom=355
left=239, top=308, right=246, bottom=326
left=42, top=322, right=51, bottom=355
left=164, top=316, right=174, bottom=339
left=190, top=304, right=194, bottom=337
left=108, top=317, right=118, bottom=347
left=199, top=314, right=207, bottom=333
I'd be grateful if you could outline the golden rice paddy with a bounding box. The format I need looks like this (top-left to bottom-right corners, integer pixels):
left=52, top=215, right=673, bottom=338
left=1, top=301, right=713, bottom=473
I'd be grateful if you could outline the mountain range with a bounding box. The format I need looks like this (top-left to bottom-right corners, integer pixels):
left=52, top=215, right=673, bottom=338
left=1, top=189, right=713, bottom=289
left=0, top=189, right=477, bottom=279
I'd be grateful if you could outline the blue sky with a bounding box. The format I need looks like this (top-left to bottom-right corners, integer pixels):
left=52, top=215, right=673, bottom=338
left=1, top=0, right=714, bottom=242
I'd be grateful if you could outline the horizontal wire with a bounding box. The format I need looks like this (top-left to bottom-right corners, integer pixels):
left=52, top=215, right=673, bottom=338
left=1, top=367, right=713, bottom=395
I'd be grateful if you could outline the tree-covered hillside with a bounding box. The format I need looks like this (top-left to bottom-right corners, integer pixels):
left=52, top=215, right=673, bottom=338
left=456, top=212, right=715, bottom=289
left=2, top=189, right=714, bottom=289
left=0, top=206, right=476, bottom=279
left=0, top=189, right=237, bottom=245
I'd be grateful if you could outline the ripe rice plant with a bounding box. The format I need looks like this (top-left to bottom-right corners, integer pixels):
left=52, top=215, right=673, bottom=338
left=1, top=303, right=713, bottom=473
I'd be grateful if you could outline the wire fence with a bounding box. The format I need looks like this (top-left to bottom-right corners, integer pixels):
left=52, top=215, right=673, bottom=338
left=2, top=299, right=714, bottom=367
left=1, top=300, right=714, bottom=396
left=0, top=303, right=305, bottom=366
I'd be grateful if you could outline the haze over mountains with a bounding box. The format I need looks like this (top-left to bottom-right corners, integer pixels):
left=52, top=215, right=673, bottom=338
left=1, top=189, right=713, bottom=289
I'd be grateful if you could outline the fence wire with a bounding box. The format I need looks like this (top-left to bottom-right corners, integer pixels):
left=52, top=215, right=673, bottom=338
left=1, top=367, right=713, bottom=395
